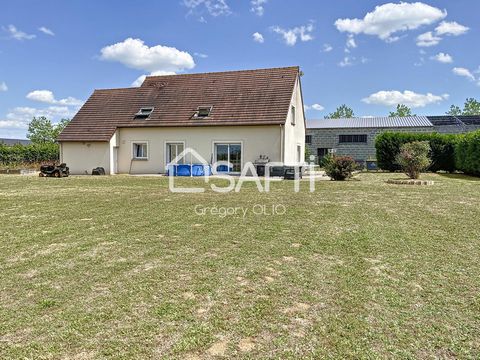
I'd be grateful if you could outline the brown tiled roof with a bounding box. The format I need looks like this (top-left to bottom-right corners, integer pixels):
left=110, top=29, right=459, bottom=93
left=59, top=66, right=299, bottom=142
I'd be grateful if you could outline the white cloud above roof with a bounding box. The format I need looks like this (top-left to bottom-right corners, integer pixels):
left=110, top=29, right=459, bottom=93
left=435, top=21, right=469, bottom=36
left=431, top=52, right=453, bottom=63
left=416, top=31, right=442, bottom=47
left=251, top=0, right=267, bottom=16
left=305, top=103, right=325, bottom=111
left=452, top=67, right=475, bottom=81
left=26, top=90, right=83, bottom=106
left=38, top=26, right=55, bottom=36
left=252, top=32, right=264, bottom=43
left=335, top=2, right=446, bottom=42
left=362, top=90, right=449, bottom=108
left=100, top=38, right=195, bottom=73
left=271, top=22, right=314, bottom=46
left=3, top=24, right=36, bottom=40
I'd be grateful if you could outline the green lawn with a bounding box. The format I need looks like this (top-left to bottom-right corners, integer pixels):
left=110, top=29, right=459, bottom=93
left=1, top=173, right=479, bottom=359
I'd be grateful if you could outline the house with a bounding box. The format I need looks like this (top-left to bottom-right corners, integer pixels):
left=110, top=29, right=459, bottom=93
left=58, top=67, right=306, bottom=175
left=0, top=138, right=31, bottom=146
left=306, top=115, right=480, bottom=163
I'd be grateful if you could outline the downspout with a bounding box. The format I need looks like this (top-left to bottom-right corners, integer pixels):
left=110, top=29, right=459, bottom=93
left=280, top=124, right=284, bottom=163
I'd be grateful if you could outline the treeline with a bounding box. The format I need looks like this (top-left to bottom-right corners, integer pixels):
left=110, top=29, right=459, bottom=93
left=375, top=130, right=480, bottom=176
left=0, top=116, right=70, bottom=167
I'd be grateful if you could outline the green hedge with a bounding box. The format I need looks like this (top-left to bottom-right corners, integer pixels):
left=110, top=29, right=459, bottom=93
left=0, top=143, right=59, bottom=165
left=456, top=130, right=480, bottom=176
left=375, top=132, right=457, bottom=172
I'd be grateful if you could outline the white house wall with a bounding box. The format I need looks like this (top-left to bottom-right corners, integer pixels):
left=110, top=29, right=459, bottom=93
left=283, top=76, right=306, bottom=165
left=61, top=142, right=110, bottom=175
left=116, top=125, right=282, bottom=174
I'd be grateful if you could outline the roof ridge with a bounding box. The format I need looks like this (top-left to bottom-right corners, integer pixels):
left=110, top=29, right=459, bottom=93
left=143, top=66, right=299, bottom=80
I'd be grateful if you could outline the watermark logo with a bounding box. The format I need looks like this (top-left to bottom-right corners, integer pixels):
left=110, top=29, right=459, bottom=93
left=194, top=204, right=287, bottom=218
left=167, top=147, right=316, bottom=193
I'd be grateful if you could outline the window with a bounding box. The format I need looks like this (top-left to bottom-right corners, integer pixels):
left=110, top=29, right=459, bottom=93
left=166, top=142, right=185, bottom=164
left=317, top=148, right=333, bottom=160
left=195, top=106, right=212, bottom=118
left=133, top=142, right=148, bottom=159
left=305, top=135, right=312, bottom=144
left=297, top=145, right=302, bottom=163
left=214, top=143, right=241, bottom=173
left=291, top=105, right=296, bottom=125
left=134, top=107, right=154, bottom=119
left=339, top=134, right=367, bottom=143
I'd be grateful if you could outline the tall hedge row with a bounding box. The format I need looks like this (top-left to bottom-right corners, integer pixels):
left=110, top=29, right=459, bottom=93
left=0, top=143, right=59, bottom=165
left=375, top=132, right=457, bottom=172
left=455, top=131, right=480, bottom=176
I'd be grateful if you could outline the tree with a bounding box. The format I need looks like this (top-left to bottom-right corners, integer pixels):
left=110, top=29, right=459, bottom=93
left=445, top=98, right=480, bottom=116
left=396, top=141, right=432, bottom=179
left=463, top=98, right=480, bottom=115
left=27, top=117, right=70, bottom=144
left=389, top=104, right=416, bottom=117
left=446, top=105, right=462, bottom=116
left=325, top=104, right=354, bottom=119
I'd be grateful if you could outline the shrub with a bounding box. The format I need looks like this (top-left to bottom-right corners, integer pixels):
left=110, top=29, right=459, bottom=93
left=0, top=142, right=59, bottom=167
left=396, top=141, right=432, bottom=179
left=456, top=130, right=480, bottom=176
left=375, top=132, right=457, bottom=172
left=323, top=155, right=356, bottom=180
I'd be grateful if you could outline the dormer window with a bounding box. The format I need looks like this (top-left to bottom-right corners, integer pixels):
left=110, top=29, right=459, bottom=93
left=134, top=107, right=154, bottom=119
left=195, top=106, right=212, bottom=118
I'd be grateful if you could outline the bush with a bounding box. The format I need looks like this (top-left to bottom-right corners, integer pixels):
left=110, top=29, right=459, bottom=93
left=375, top=132, right=457, bottom=172
left=0, top=142, right=59, bottom=168
left=396, top=141, right=432, bottom=179
left=456, top=130, right=480, bottom=176
left=324, top=155, right=356, bottom=180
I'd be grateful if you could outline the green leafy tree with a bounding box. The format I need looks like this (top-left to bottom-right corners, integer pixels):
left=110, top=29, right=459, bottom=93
left=446, top=105, right=462, bottom=116
left=27, top=117, right=70, bottom=144
left=389, top=104, right=416, bottom=117
left=325, top=104, right=354, bottom=119
left=446, top=98, right=480, bottom=116
left=396, top=141, right=432, bottom=179
left=462, top=98, right=480, bottom=115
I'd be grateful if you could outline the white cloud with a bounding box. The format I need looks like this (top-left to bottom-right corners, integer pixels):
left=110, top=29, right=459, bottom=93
left=3, top=24, right=36, bottom=40
left=305, top=103, right=325, bottom=111
left=0, top=82, right=7, bottom=92
left=416, top=31, right=442, bottom=47
left=322, top=43, right=333, bottom=52
left=131, top=71, right=176, bottom=87
left=26, top=90, right=83, bottom=106
left=452, top=67, right=475, bottom=81
left=183, top=0, right=231, bottom=18
left=338, top=56, right=354, bottom=67
left=271, top=22, right=314, bottom=46
left=431, top=52, right=453, bottom=63
left=252, top=32, right=264, bottom=43
left=335, top=2, right=446, bottom=42
left=0, top=105, right=77, bottom=132
left=435, top=21, right=469, bottom=36
left=194, top=52, right=208, bottom=58
left=362, top=90, right=449, bottom=108
left=346, top=34, right=357, bottom=49
left=251, top=0, right=267, bottom=16
left=38, top=26, right=55, bottom=36
left=100, top=38, right=195, bottom=74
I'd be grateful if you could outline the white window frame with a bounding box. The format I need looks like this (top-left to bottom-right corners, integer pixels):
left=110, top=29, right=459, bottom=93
left=132, top=141, right=149, bottom=160
left=291, top=105, right=296, bottom=126
left=164, top=141, right=186, bottom=165
left=212, top=141, right=243, bottom=174
left=296, top=143, right=302, bottom=163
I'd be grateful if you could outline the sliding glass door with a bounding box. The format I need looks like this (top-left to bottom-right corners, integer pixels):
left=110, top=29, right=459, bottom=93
left=214, top=143, right=241, bottom=173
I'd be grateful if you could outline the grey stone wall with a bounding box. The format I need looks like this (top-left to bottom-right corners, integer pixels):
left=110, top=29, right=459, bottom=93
left=306, top=126, right=433, bottom=162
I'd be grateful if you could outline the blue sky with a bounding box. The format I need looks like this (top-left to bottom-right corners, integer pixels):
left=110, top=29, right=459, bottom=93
left=0, top=0, right=479, bottom=138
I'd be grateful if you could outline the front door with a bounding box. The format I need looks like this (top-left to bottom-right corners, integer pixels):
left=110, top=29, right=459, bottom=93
left=214, top=143, right=241, bottom=173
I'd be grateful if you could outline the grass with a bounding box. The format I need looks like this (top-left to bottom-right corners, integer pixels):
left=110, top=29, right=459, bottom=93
left=1, top=173, right=479, bottom=359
